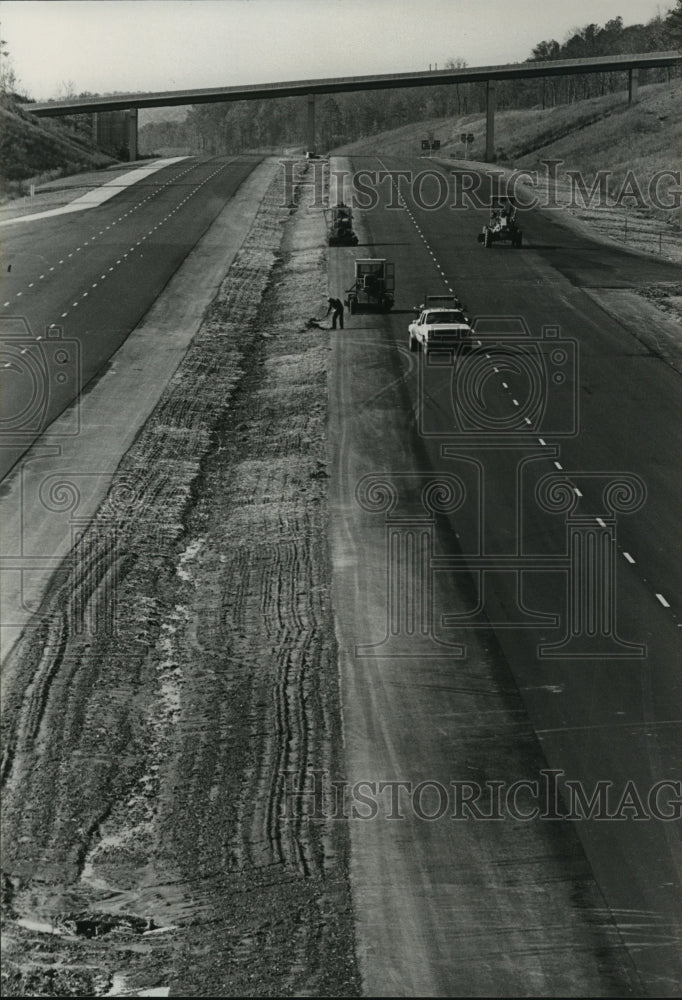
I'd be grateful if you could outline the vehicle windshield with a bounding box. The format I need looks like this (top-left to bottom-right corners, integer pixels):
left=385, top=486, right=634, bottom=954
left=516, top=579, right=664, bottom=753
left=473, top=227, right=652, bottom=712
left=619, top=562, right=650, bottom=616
left=424, top=311, right=466, bottom=324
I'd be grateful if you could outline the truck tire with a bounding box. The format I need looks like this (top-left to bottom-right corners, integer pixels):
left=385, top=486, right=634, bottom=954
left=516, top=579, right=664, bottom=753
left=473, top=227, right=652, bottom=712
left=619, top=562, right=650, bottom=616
left=349, top=297, right=357, bottom=315
left=409, top=334, right=418, bottom=352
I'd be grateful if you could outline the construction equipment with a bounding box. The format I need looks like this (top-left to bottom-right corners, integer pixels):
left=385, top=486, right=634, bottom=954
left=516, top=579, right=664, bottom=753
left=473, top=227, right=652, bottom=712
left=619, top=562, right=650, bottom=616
left=325, top=202, right=359, bottom=247
left=345, top=258, right=395, bottom=313
left=477, top=197, right=523, bottom=248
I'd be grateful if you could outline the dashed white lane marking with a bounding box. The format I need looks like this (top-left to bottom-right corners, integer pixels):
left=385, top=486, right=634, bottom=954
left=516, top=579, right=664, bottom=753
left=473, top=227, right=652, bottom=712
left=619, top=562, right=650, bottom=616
left=502, top=382, right=509, bottom=389
left=623, top=552, right=635, bottom=564
left=524, top=417, right=532, bottom=425
left=538, top=438, right=546, bottom=446
left=1, top=161, right=225, bottom=310
left=574, top=487, right=583, bottom=497
left=512, top=398, right=519, bottom=406
left=554, top=461, right=563, bottom=470
left=596, top=517, right=606, bottom=527
left=656, top=594, right=671, bottom=608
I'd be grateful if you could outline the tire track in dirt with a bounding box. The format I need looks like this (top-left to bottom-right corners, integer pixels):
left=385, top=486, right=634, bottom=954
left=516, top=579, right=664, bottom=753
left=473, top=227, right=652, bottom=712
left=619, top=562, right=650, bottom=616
left=1, top=163, right=359, bottom=997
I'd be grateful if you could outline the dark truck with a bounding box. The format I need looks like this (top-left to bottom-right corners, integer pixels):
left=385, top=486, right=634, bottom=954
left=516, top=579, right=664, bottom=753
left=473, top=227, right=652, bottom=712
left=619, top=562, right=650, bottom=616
left=477, top=198, right=523, bottom=248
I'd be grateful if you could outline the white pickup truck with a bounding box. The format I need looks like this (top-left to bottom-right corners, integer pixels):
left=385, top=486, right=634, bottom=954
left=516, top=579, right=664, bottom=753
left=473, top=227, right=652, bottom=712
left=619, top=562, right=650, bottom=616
left=408, top=297, right=473, bottom=353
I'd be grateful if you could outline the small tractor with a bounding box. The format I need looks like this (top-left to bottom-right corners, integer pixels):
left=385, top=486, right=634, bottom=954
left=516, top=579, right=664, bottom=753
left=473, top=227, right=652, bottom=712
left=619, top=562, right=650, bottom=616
left=325, top=202, right=359, bottom=247
left=477, top=198, right=523, bottom=248
left=345, top=258, right=395, bottom=313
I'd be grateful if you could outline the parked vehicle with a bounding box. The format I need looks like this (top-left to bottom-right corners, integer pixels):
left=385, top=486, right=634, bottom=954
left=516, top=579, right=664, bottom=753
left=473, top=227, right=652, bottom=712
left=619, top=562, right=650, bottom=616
left=345, top=259, right=395, bottom=313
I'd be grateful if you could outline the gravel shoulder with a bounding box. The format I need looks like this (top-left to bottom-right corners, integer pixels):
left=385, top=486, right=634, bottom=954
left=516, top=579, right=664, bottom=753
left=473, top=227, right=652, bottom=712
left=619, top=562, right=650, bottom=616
left=1, top=162, right=360, bottom=997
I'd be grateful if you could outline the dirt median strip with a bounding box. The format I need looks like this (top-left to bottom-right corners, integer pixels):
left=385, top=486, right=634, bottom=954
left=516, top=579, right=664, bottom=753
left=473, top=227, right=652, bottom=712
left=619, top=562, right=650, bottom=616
left=1, top=157, right=277, bottom=666
left=1, top=161, right=360, bottom=997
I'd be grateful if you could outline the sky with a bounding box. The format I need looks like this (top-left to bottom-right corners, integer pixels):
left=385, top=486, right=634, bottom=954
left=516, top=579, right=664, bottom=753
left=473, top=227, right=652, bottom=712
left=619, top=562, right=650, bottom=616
left=0, top=0, right=673, bottom=100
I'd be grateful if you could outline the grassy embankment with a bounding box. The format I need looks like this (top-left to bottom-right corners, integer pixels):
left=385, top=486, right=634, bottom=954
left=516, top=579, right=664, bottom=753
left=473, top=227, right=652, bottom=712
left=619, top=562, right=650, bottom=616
left=333, top=80, right=682, bottom=252
left=0, top=96, right=117, bottom=201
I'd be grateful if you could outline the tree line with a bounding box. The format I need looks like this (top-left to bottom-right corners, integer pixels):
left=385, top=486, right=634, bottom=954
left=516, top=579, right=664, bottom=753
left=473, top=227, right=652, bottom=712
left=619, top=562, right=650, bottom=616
left=138, top=5, right=681, bottom=156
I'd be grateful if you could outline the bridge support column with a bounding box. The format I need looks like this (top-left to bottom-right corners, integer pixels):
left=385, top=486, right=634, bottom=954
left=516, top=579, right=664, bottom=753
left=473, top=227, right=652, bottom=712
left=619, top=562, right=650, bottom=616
left=306, top=93, right=315, bottom=152
left=485, top=79, right=496, bottom=162
left=127, top=107, right=138, bottom=161
left=628, top=67, right=639, bottom=103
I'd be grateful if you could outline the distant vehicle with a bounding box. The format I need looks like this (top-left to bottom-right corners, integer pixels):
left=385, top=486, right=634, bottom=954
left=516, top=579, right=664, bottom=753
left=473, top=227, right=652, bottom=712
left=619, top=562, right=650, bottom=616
left=409, top=295, right=472, bottom=353
left=477, top=198, right=523, bottom=248
left=325, top=202, right=359, bottom=246
left=345, top=258, right=395, bottom=313
left=415, top=294, right=467, bottom=312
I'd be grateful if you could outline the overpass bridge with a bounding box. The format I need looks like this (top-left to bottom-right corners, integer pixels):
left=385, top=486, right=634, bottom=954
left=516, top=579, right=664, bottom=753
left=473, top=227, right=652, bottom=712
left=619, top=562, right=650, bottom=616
left=25, top=51, right=682, bottom=161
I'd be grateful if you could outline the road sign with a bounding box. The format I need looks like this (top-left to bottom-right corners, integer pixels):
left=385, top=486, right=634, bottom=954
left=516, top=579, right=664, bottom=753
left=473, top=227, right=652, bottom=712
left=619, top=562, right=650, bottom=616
left=460, top=132, right=474, bottom=158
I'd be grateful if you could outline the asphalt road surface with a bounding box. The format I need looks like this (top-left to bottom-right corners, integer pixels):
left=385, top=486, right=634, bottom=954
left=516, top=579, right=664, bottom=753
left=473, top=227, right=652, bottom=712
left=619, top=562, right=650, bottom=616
left=0, top=155, right=262, bottom=482
left=1, top=150, right=679, bottom=996
left=329, top=155, right=680, bottom=996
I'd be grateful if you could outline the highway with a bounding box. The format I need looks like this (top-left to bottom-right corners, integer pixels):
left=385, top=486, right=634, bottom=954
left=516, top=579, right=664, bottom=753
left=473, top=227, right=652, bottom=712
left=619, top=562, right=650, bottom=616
left=0, top=154, right=262, bottom=481
left=0, top=149, right=679, bottom=995
left=329, top=155, right=681, bottom=996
